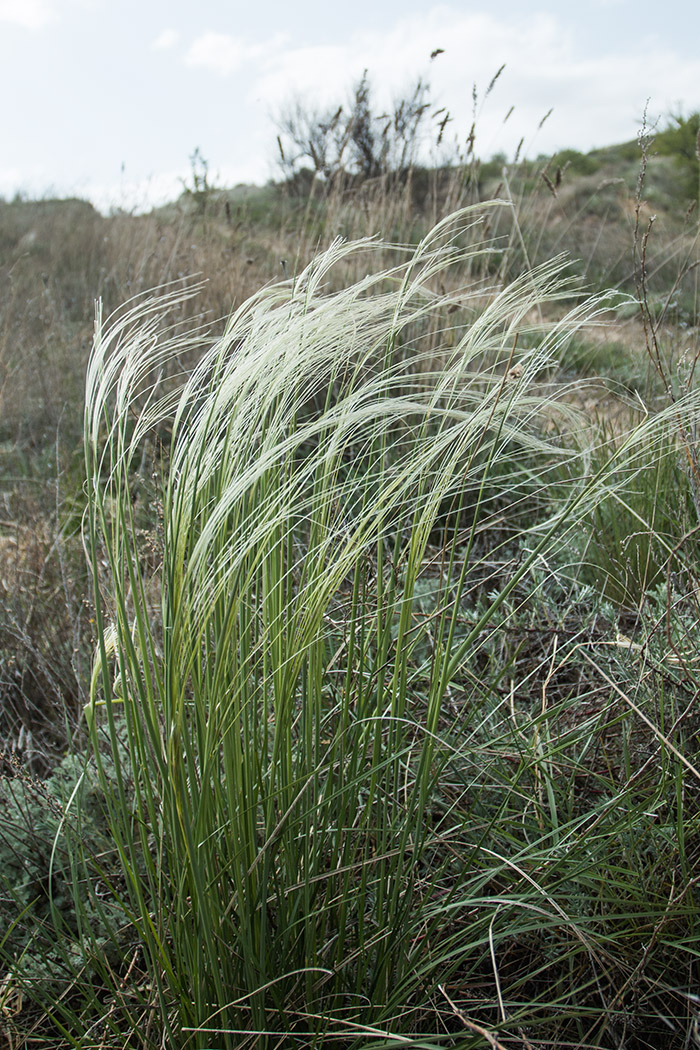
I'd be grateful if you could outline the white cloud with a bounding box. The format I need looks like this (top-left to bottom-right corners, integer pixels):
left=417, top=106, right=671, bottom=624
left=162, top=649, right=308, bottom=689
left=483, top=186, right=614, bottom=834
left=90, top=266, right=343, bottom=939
left=0, top=0, right=54, bottom=29
left=250, top=11, right=574, bottom=142
left=152, top=28, right=179, bottom=51
left=185, top=32, right=249, bottom=77
left=0, top=0, right=97, bottom=30
left=247, top=7, right=700, bottom=158
left=183, top=30, right=286, bottom=78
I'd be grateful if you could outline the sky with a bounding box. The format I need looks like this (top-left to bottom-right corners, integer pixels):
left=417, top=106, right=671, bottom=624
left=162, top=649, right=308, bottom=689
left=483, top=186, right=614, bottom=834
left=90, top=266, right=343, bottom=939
left=1, top=0, right=698, bottom=213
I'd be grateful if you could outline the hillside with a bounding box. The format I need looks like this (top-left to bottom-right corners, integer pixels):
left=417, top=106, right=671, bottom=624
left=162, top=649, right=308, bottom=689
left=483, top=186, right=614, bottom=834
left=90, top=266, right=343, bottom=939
left=0, top=134, right=699, bottom=1049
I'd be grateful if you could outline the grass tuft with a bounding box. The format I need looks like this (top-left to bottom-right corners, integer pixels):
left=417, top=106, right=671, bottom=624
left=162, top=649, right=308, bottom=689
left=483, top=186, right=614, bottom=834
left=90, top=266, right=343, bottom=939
left=1, top=205, right=699, bottom=1049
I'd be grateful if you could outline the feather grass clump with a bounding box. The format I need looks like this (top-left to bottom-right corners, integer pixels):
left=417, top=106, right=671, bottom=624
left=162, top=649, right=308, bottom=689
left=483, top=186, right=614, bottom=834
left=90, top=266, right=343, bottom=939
left=31, top=205, right=696, bottom=1047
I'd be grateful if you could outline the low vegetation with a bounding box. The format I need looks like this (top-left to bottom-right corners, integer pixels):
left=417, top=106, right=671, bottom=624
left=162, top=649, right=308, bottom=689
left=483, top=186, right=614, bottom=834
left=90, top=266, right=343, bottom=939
left=0, top=97, right=699, bottom=1049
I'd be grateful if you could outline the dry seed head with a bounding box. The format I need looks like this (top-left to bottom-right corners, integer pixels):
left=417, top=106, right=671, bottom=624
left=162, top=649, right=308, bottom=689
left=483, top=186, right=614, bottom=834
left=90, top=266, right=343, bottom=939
left=541, top=171, right=557, bottom=198
left=486, top=63, right=506, bottom=97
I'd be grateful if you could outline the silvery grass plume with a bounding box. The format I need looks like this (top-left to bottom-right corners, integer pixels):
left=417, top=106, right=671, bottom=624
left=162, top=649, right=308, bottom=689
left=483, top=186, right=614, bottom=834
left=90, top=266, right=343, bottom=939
left=71, top=205, right=698, bottom=1048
